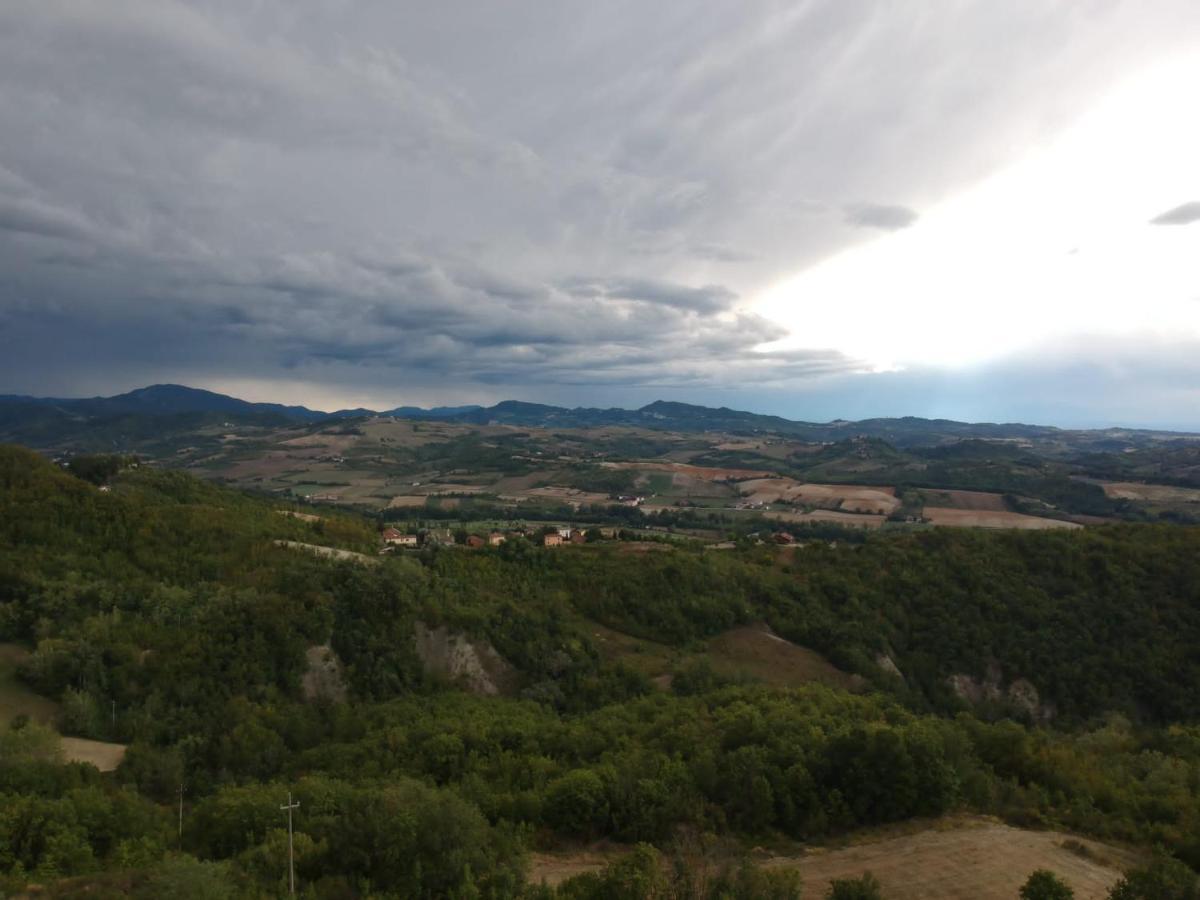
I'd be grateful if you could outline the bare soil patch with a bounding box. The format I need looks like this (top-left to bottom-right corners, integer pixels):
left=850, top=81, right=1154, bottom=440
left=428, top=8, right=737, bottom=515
left=923, top=508, right=1081, bottom=530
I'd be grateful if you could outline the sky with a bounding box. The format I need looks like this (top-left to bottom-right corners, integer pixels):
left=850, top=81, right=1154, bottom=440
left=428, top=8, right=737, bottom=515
left=1, top=1, right=1199, bottom=428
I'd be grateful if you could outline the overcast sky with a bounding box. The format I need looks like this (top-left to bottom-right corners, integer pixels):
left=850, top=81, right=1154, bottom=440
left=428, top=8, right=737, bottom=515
left=1, top=1, right=1199, bottom=427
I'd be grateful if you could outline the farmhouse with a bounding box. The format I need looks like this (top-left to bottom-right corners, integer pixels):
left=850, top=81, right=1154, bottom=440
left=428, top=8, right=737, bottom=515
left=381, top=528, right=418, bottom=547
left=488, top=531, right=506, bottom=546
left=569, top=529, right=587, bottom=544
left=466, top=534, right=486, bottom=548
left=556, top=527, right=573, bottom=539
left=543, top=533, right=563, bottom=547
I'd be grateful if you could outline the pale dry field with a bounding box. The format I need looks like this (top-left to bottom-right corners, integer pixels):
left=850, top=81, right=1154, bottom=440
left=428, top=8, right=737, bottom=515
left=387, top=495, right=429, bottom=508
left=923, top=508, right=1081, bottom=530
left=1100, top=481, right=1200, bottom=503
left=766, top=509, right=887, bottom=528
left=2, top=643, right=129, bottom=773
left=523, top=486, right=612, bottom=505
left=60, top=737, right=127, bottom=772
left=764, top=819, right=1138, bottom=900
left=529, top=818, right=1139, bottom=897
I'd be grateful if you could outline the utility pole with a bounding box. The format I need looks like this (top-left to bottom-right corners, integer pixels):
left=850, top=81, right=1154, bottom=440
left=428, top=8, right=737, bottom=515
left=280, top=791, right=300, bottom=896
left=177, top=783, right=185, bottom=848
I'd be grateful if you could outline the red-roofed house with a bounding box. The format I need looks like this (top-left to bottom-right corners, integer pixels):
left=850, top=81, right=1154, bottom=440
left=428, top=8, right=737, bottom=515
left=382, top=528, right=418, bottom=547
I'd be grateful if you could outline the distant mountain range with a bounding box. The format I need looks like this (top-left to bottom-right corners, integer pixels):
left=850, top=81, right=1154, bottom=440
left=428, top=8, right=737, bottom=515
left=1, top=383, right=1197, bottom=451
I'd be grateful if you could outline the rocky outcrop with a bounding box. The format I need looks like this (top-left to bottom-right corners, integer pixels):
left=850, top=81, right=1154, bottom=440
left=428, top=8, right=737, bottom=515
left=876, top=652, right=905, bottom=682
left=301, top=644, right=347, bottom=702
left=413, top=622, right=517, bottom=696
left=947, top=662, right=1055, bottom=722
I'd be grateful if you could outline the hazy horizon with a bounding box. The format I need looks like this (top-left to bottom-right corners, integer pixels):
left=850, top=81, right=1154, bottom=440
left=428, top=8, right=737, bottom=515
left=9, top=379, right=1200, bottom=434
left=2, top=2, right=1199, bottom=429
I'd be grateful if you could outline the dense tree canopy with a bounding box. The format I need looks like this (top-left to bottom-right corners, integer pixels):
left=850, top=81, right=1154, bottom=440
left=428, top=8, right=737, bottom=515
left=1, top=444, right=1198, bottom=896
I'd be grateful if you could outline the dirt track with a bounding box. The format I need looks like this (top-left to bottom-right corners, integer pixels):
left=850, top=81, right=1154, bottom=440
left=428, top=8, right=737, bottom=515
left=273, top=540, right=379, bottom=564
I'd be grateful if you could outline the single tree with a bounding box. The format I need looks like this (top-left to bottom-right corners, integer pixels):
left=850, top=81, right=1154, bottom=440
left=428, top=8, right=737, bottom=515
left=1021, top=870, right=1075, bottom=900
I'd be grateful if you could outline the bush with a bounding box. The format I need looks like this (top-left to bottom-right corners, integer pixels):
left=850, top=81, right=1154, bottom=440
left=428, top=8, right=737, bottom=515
left=827, top=871, right=884, bottom=900
left=1021, top=869, right=1075, bottom=900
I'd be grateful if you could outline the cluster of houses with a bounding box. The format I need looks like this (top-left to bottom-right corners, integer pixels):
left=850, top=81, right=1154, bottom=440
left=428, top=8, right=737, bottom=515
left=381, top=525, right=607, bottom=551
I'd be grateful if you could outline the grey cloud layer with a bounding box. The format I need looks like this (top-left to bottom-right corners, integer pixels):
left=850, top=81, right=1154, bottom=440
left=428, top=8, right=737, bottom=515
left=1, top=0, right=1199, bottom=412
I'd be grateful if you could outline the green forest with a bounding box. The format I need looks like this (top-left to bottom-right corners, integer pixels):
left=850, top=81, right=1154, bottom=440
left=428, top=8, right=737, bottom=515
left=1, top=444, right=1199, bottom=898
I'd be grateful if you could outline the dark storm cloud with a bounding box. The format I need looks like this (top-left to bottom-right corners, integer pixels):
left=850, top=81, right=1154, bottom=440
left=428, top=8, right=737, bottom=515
left=1, top=0, right=1198, bottom=415
left=1150, top=201, right=1200, bottom=225
left=842, top=203, right=919, bottom=231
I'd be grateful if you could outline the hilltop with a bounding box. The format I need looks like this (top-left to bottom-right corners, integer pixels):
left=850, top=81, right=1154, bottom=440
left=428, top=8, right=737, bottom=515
left=4, top=383, right=1197, bottom=452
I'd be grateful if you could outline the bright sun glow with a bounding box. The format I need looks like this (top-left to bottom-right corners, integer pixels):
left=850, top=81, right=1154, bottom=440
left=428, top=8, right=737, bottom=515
left=753, top=56, right=1200, bottom=371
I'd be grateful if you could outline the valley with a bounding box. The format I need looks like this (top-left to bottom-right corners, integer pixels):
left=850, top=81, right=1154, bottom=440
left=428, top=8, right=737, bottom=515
left=2, top=399, right=1200, bottom=897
